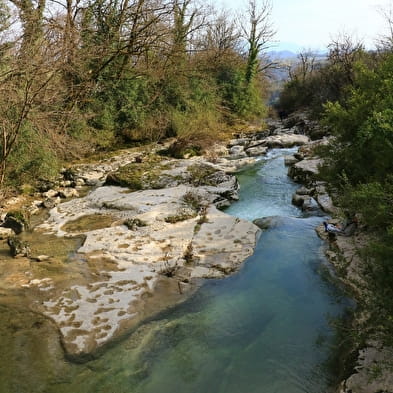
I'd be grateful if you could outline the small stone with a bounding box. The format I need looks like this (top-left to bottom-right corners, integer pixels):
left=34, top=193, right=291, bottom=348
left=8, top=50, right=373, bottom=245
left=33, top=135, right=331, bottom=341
left=34, top=255, right=50, bottom=262
left=75, top=178, right=85, bottom=186
left=0, top=227, right=14, bottom=239
left=42, top=197, right=61, bottom=209
left=43, top=189, right=58, bottom=199
left=59, top=180, right=73, bottom=187
left=58, top=188, right=79, bottom=199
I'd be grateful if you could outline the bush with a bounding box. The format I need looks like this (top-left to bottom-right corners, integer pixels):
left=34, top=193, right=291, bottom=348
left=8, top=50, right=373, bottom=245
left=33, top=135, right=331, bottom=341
left=6, top=123, right=61, bottom=186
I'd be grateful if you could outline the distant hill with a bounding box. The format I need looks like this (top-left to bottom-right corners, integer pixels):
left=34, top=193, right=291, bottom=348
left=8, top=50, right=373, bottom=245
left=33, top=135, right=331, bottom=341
left=267, top=50, right=298, bottom=60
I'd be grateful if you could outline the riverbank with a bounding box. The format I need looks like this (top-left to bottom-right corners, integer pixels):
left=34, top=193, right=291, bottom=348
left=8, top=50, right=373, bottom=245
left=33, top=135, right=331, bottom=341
left=282, top=114, right=393, bottom=393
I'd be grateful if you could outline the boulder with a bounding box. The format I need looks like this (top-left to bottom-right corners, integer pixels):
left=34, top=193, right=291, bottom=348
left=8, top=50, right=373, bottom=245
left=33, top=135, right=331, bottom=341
left=75, top=178, right=86, bottom=187
left=288, top=159, right=322, bottom=184
left=301, top=196, right=319, bottom=212
left=295, top=186, right=314, bottom=195
left=229, top=145, right=247, bottom=158
left=245, top=146, right=268, bottom=157
left=284, top=155, right=299, bottom=166
left=253, top=216, right=284, bottom=230
left=292, top=193, right=306, bottom=207
left=263, top=134, right=309, bottom=148
left=59, top=180, right=73, bottom=187
left=28, top=200, right=43, bottom=216
left=37, top=180, right=57, bottom=193
left=247, top=140, right=266, bottom=149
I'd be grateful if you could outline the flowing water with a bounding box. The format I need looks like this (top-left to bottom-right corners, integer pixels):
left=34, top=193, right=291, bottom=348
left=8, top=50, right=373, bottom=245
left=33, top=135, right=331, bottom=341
left=0, top=148, right=350, bottom=393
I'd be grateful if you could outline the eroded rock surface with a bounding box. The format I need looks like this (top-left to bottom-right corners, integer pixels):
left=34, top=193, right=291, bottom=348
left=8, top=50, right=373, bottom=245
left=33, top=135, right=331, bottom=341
left=339, top=343, right=393, bottom=393
left=37, top=184, right=259, bottom=357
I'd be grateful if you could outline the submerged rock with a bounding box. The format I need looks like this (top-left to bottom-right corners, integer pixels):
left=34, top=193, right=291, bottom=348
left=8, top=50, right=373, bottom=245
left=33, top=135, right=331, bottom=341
left=253, top=216, right=285, bottom=230
left=7, top=236, right=31, bottom=257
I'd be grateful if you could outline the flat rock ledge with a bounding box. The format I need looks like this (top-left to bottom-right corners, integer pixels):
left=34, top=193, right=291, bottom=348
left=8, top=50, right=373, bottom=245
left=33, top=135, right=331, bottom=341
left=37, top=184, right=260, bottom=358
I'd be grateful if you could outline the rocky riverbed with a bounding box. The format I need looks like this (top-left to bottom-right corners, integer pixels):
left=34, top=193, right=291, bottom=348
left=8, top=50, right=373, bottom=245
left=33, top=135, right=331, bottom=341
left=0, top=124, right=311, bottom=359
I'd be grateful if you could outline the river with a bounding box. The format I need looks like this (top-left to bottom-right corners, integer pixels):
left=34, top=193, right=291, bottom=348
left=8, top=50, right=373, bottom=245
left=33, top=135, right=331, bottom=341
left=0, top=148, right=350, bottom=393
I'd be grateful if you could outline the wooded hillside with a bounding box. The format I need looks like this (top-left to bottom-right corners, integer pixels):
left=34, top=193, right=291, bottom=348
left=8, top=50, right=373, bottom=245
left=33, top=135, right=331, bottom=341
left=0, top=0, right=273, bottom=190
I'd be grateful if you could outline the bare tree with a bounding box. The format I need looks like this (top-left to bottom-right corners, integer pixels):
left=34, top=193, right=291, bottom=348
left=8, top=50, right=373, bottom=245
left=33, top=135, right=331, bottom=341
left=240, top=0, right=275, bottom=85
left=376, top=5, right=393, bottom=52
left=328, top=33, right=364, bottom=85
left=287, top=49, right=316, bottom=82
left=198, top=11, right=240, bottom=55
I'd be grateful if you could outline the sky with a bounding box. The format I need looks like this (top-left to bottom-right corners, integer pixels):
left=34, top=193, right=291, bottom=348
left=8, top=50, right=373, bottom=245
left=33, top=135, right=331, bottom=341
left=218, top=0, right=389, bottom=51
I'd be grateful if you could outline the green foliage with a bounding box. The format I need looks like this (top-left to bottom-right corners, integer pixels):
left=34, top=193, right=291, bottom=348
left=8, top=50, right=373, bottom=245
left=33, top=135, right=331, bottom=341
left=216, top=66, right=267, bottom=119
left=317, top=53, right=393, bottom=340
left=6, top=123, right=61, bottom=186
left=0, top=0, right=271, bottom=191
left=322, top=56, right=393, bottom=185
left=277, top=46, right=369, bottom=117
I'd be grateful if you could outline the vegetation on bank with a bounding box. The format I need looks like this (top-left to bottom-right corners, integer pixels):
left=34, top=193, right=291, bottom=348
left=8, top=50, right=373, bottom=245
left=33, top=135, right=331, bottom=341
left=278, top=32, right=393, bottom=342
left=0, top=0, right=274, bottom=192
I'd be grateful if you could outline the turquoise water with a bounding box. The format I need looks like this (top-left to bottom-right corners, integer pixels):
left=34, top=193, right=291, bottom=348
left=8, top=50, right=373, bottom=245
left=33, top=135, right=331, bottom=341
left=0, top=148, right=349, bottom=393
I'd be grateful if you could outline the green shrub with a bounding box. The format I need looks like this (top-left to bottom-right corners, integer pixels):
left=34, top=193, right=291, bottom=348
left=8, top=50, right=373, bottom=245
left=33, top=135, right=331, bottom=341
left=6, top=123, right=61, bottom=186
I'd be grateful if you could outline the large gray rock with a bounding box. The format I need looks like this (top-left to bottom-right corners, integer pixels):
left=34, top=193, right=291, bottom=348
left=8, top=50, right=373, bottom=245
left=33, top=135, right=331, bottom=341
left=253, top=216, right=285, bottom=230
left=301, top=196, right=319, bottom=212
left=263, top=134, right=309, bottom=148
left=246, top=145, right=268, bottom=157
left=229, top=145, right=247, bottom=158
left=291, top=193, right=306, bottom=207
left=288, top=159, right=322, bottom=184
left=284, top=155, right=299, bottom=166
